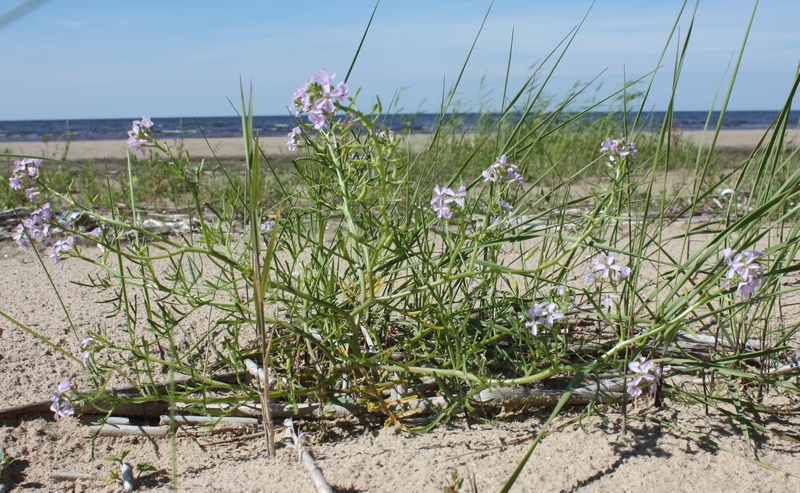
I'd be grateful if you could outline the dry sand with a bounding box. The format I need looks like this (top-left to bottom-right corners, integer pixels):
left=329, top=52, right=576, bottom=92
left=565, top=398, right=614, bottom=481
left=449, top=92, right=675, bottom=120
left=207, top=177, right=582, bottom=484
left=1, top=130, right=800, bottom=492
left=3, top=128, right=798, bottom=163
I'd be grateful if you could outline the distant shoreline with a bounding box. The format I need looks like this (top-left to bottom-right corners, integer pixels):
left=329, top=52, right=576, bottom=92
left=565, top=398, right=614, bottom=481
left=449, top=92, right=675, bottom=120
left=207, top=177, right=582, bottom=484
left=2, top=129, right=797, bottom=162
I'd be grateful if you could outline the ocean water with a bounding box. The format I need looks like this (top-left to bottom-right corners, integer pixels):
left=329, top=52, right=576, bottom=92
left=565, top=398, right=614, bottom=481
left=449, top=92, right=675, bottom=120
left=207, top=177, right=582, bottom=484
left=0, top=111, right=797, bottom=143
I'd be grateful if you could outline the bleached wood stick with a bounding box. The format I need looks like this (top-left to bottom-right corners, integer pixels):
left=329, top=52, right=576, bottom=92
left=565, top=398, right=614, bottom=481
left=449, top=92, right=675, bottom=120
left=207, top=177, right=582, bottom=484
left=285, top=418, right=332, bottom=493
left=89, top=423, right=170, bottom=438
left=49, top=471, right=94, bottom=482
left=245, top=359, right=276, bottom=388
left=159, top=415, right=260, bottom=427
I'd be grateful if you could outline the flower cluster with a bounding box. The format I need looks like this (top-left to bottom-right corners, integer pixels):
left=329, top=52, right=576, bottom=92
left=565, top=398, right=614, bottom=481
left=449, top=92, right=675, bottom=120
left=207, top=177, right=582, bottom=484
left=524, top=301, right=564, bottom=336
left=481, top=155, right=525, bottom=184
left=378, top=129, right=396, bottom=142
left=491, top=197, right=518, bottom=229
left=292, top=69, right=349, bottom=130
left=584, top=252, right=632, bottom=285
left=126, top=116, right=155, bottom=155
left=722, top=248, right=765, bottom=299
left=9, top=158, right=41, bottom=200
left=431, top=185, right=467, bottom=219
left=50, top=378, right=75, bottom=421
left=12, top=202, right=74, bottom=263
left=599, top=137, right=637, bottom=162
left=626, top=357, right=660, bottom=398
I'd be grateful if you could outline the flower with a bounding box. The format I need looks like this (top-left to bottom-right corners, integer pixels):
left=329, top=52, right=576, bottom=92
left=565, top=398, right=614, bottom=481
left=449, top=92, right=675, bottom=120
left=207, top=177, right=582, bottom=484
left=50, top=378, right=75, bottom=421
left=287, top=126, right=302, bottom=151
left=292, top=69, right=349, bottom=130
left=78, top=337, right=96, bottom=367
left=431, top=185, right=467, bottom=219
left=601, top=293, right=620, bottom=310
left=599, top=137, right=637, bottom=162
left=524, top=301, right=564, bottom=336
left=126, top=116, right=154, bottom=155
left=260, top=219, right=276, bottom=233
left=47, top=236, right=74, bottom=264
left=722, top=248, right=765, bottom=299
left=584, top=252, right=632, bottom=285
left=378, top=130, right=396, bottom=143
left=626, top=357, right=660, bottom=398
left=482, top=155, right=524, bottom=184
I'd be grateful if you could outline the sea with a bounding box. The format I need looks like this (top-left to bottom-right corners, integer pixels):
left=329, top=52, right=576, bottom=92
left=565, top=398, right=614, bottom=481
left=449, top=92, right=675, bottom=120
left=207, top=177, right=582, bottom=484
left=0, top=111, right=797, bottom=143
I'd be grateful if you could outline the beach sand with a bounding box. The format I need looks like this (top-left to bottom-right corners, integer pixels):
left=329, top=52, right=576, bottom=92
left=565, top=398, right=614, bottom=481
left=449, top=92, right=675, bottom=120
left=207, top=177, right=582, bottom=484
left=3, top=128, right=798, bottom=163
left=1, top=129, right=800, bottom=491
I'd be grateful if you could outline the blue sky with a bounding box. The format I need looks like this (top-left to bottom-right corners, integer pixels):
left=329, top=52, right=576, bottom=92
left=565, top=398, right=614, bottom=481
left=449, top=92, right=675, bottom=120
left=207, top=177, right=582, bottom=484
left=1, top=0, right=798, bottom=120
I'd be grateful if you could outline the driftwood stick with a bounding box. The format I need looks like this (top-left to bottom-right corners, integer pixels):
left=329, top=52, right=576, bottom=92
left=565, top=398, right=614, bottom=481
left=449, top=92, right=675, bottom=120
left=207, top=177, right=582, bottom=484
left=285, top=418, right=332, bottom=493
left=49, top=471, right=94, bottom=482
left=89, top=423, right=171, bottom=438
left=159, top=415, right=260, bottom=427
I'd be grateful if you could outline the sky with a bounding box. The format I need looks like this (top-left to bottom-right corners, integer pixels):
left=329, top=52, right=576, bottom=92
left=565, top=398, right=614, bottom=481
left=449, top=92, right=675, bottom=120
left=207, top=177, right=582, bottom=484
left=1, top=0, right=799, bottom=121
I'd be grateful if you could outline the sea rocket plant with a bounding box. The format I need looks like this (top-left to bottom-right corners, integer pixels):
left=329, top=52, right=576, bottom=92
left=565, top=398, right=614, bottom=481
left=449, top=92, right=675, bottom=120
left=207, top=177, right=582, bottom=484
left=722, top=248, right=765, bottom=299
left=524, top=301, right=564, bottom=336
left=50, top=378, right=75, bottom=421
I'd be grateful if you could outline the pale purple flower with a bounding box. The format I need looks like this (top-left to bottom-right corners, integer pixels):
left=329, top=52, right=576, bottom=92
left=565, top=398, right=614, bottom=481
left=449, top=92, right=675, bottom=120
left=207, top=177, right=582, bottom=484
left=601, top=293, right=620, bottom=309
left=307, top=108, right=328, bottom=130
left=584, top=252, right=632, bottom=285
left=496, top=198, right=513, bottom=211
left=722, top=248, right=765, bottom=299
left=287, top=126, right=302, bottom=151
left=50, top=378, right=75, bottom=421
left=47, top=236, right=74, bottom=264
left=599, top=137, right=637, bottom=162
left=524, top=301, right=564, bottom=336
left=482, top=155, right=524, bottom=184
left=12, top=224, right=30, bottom=250
left=431, top=185, right=454, bottom=219
left=452, top=186, right=466, bottom=207
left=626, top=357, right=659, bottom=398
left=431, top=185, right=467, bottom=219
left=126, top=115, right=154, bottom=155
left=260, top=219, right=276, bottom=233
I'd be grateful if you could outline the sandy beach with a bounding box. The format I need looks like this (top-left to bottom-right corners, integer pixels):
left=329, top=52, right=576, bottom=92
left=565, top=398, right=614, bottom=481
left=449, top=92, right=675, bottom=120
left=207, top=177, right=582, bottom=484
left=3, top=129, right=798, bottom=163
